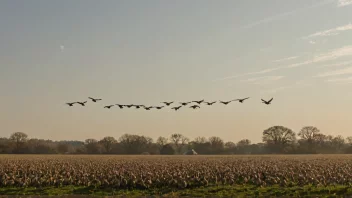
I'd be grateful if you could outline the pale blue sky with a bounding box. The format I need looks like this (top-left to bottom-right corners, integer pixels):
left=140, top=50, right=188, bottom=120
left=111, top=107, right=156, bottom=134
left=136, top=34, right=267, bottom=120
left=1, top=0, right=352, bottom=143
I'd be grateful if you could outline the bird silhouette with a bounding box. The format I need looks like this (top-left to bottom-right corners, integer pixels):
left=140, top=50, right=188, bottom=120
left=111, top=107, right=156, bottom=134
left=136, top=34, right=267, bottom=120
left=76, top=101, right=87, bottom=106
left=154, top=106, right=164, bottom=110
left=219, top=100, right=233, bottom=105
left=189, top=105, right=200, bottom=109
left=192, top=99, right=204, bottom=104
left=204, top=101, right=216, bottom=105
left=125, top=105, right=134, bottom=108
left=233, top=97, right=250, bottom=103
left=180, top=102, right=191, bottom=106
left=171, top=106, right=182, bottom=111
left=104, top=105, right=114, bottom=109
left=162, top=101, right=174, bottom=106
left=144, top=106, right=154, bottom=110
left=133, top=105, right=144, bottom=109
left=66, top=102, right=76, bottom=106
left=88, top=97, right=102, bottom=102
left=261, top=98, right=273, bottom=105
left=115, top=104, right=125, bottom=109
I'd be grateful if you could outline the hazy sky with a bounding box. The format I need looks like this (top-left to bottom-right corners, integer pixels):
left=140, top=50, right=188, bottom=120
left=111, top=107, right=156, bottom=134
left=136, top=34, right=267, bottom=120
left=1, top=0, right=352, bottom=143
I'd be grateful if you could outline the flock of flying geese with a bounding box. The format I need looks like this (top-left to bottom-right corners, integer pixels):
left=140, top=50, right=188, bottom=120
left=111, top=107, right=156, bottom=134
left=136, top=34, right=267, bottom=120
left=66, top=97, right=274, bottom=111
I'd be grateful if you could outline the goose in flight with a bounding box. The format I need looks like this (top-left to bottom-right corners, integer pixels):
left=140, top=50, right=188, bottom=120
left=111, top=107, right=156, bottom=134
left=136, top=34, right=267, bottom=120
left=154, top=106, right=165, bottom=110
left=219, top=100, right=233, bottom=105
left=192, top=99, right=204, bottom=104
left=125, top=105, right=134, bottom=108
left=180, top=102, right=192, bottom=106
left=144, top=106, right=154, bottom=110
left=115, top=104, right=125, bottom=109
left=189, top=105, right=200, bottom=109
left=104, top=105, right=114, bottom=109
left=88, top=97, right=102, bottom=102
left=204, top=101, right=216, bottom=105
left=66, top=102, right=76, bottom=106
left=261, top=98, right=273, bottom=105
left=171, top=106, right=182, bottom=111
left=76, top=101, right=87, bottom=106
left=133, top=105, right=144, bottom=109
left=233, top=97, right=250, bottom=103
left=162, top=101, right=174, bottom=106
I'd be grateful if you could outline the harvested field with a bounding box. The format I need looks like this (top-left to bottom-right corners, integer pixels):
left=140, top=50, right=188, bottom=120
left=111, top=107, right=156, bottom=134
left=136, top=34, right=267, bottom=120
left=0, top=155, right=352, bottom=196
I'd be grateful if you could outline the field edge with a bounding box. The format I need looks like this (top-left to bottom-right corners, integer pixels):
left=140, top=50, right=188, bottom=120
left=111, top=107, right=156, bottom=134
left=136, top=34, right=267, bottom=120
left=1, top=185, right=352, bottom=197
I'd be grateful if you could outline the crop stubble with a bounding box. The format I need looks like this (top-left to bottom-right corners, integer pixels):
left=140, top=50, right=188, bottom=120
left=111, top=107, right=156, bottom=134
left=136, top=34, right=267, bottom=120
left=0, top=155, right=351, bottom=189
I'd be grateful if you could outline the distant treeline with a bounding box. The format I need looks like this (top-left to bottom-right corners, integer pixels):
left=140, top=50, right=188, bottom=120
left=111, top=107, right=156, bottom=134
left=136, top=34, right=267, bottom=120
left=1, top=126, right=352, bottom=155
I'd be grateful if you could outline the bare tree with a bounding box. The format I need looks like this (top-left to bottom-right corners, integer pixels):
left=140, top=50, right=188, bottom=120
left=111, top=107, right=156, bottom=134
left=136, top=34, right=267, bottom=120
left=3, top=125, right=352, bottom=155
left=194, top=136, right=207, bottom=144
left=314, top=133, right=327, bottom=146
left=145, top=136, right=154, bottom=144
left=298, top=126, right=320, bottom=142
left=99, top=136, right=117, bottom=153
left=209, top=136, right=224, bottom=146
left=10, top=132, right=28, bottom=151
left=237, top=139, right=251, bottom=147
left=119, top=134, right=153, bottom=154
left=224, top=141, right=236, bottom=154
left=224, top=141, right=236, bottom=149
left=298, top=126, right=321, bottom=152
left=346, top=136, right=352, bottom=145
left=262, top=126, right=296, bottom=153
left=208, top=136, right=224, bottom=154
left=236, top=139, right=251, bottom=154
left=156, top=136, right=168, bottom=147
left=190, top=136, right=210, bottom=154
left=181, top=136, right=189, bottom=145
left=170, top=134, right=182, bottom=146
left=332, top=135, right=345, bottom=153
left=84, top=139, right=103, bottom=154
left=170, top=134, right=188, bottom=154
